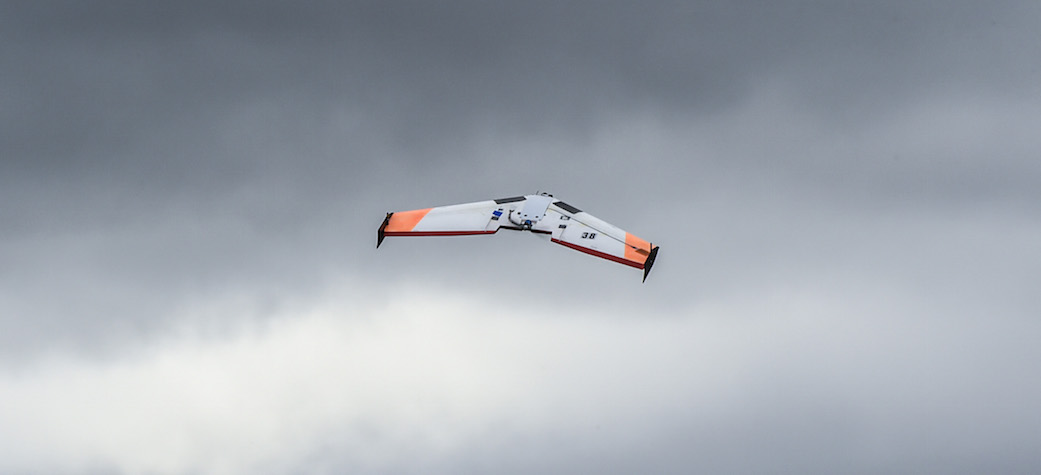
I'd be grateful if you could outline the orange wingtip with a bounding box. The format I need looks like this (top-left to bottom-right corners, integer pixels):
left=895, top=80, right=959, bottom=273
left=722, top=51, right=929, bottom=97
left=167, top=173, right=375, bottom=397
left=624, top=232, right=652, bottom=265
left=384, top=208, right=432, bottom=232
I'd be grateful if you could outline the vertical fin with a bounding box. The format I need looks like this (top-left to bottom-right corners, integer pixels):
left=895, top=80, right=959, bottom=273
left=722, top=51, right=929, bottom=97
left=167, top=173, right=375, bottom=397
left=377, top=212, right=393, bottom=248
left=642, top=245, right=659, bottom=283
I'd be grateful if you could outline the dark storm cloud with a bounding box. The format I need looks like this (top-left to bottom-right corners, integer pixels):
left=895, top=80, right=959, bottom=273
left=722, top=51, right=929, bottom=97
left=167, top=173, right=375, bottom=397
left=2, top=2, right=1040, bottom=473
left=5, top=1, right=1037, bottom=199
left=7, top=1, right=1035, bottom=169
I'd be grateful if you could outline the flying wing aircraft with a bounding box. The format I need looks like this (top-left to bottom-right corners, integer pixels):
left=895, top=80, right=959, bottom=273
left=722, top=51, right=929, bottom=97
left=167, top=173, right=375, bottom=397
left=377, top=192, right=659, bottom=281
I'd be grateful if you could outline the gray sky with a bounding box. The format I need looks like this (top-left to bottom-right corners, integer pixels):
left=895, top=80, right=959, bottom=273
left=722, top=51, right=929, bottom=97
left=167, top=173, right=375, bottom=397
left=2, top=1, right=1040, bottom=473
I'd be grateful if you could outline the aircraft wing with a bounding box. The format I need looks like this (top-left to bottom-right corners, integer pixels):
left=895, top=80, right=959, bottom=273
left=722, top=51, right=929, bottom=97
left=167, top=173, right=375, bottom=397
left=378, top=194, right=659, bottom=281
left=538, top=201, right=659, bottom=282
left=377, top=196, right=522, bottom=244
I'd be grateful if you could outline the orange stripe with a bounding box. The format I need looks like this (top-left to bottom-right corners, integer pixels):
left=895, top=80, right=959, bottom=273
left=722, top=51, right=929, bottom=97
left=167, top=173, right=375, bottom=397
left=384, top=208, right=432, bottom=232
left=624, top=232, right=652, bottom=264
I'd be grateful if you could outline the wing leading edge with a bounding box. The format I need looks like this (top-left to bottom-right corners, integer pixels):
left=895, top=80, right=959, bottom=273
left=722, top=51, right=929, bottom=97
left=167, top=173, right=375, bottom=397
left=378, top=193, right=659, bottom=281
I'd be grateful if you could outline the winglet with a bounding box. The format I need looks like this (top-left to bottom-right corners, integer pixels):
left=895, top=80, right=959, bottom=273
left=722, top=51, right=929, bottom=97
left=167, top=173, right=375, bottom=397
left=642, top=245, right=659, bottom=283
left=377, top=212, right=393, bottom=248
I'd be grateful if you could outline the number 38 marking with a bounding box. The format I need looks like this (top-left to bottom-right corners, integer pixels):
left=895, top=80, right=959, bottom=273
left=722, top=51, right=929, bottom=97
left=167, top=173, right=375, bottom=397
left=581, top=232, right=597, bottom=239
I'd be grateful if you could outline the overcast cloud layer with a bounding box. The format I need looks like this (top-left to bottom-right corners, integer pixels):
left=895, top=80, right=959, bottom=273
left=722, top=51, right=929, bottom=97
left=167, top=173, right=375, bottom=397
left=2, top=2, right=1041, bottom=473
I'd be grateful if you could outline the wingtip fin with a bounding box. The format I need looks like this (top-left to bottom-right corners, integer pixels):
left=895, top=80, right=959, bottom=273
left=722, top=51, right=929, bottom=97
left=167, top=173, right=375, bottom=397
left=642, top=245, right=659, bottom=283
left=377, top=212, right=393, bottom=248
